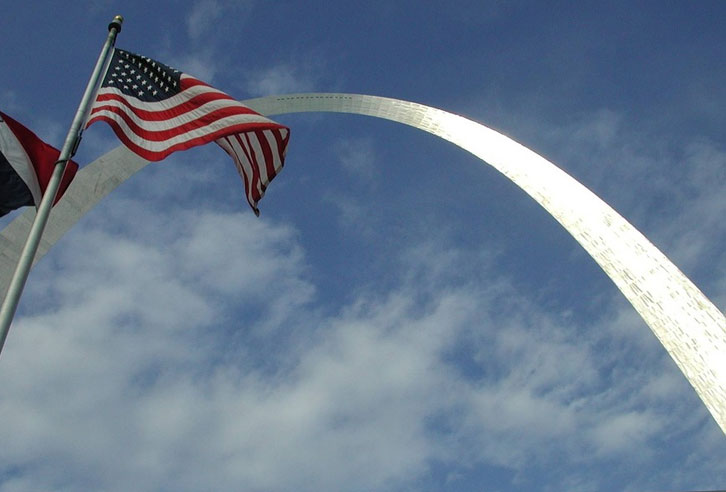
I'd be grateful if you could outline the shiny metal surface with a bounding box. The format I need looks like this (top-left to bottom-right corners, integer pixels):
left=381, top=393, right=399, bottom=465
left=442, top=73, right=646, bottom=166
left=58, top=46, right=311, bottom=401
left=2, top=92, right=725, bottom=434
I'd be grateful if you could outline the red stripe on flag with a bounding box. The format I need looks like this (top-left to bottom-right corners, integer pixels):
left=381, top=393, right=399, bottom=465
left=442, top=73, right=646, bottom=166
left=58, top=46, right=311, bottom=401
left=86, top=114, right=284, bottom=161
left=243, top=132, right=263, bottom=204
left=256, top=130, right=276, bottom=186
left=88, top=104, right=265, bottom=141
left=220, top=135, right=256, bottom=213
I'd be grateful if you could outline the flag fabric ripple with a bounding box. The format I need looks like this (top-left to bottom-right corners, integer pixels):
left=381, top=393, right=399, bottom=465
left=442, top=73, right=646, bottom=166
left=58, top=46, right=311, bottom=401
left=0, top=111, right=78, bottom=217
left=87, top=49, right=290, bottom=215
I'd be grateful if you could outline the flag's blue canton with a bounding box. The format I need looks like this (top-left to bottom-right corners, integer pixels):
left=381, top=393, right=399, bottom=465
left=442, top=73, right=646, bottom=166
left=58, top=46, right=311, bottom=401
left=102, top=49, right=182, bottom=102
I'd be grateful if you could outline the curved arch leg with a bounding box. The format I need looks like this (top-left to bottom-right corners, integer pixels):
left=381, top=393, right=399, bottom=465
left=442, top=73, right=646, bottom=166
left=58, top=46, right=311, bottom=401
left=2, top=93, right=724, bottom=434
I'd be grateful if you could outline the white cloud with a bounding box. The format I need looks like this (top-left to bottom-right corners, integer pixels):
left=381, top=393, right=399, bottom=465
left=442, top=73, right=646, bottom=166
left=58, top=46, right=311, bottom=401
left=165, top=51, right=219, bottom=84
left=244, top=62, right=321, bottom=97
left=2, top=200, right=722, bottom=491
left=186, top=0, right=223, bottom=41
left=334, top=137, right=379, bottom=183
left=162, top=1, right=256, bottom=85
left=0, top=90, right=21, bottom=115
left=588, top=410, right=663, bottom=457
left=186, top=0, right=253, bottom=42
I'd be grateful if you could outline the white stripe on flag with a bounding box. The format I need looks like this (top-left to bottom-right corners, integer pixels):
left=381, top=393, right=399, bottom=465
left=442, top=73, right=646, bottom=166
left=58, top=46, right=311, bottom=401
left=246, top=131, right=268, bottom=187
left=263, top=129, right=284, bottom=174
left=88, top=110, right=278, bottom=153
left=90, top=95, right=262, bottom=129
left=219, top=135, right=258, bottom=206
left=89, top=100, right=272, bottom=135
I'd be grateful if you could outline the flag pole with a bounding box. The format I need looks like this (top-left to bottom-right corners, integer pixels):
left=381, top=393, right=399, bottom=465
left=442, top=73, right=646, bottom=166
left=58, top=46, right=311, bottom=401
left=0, top=15, right=124, bottom=356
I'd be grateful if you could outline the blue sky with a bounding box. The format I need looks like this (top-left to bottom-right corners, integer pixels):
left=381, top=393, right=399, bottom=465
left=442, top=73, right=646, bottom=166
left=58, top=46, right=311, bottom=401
left=1, top=1, right=725, bottom=491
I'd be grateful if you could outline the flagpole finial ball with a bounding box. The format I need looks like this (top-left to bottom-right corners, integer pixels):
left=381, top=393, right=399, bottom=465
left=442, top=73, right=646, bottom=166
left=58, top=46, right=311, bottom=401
left=108, top=15, right=123, bottom=33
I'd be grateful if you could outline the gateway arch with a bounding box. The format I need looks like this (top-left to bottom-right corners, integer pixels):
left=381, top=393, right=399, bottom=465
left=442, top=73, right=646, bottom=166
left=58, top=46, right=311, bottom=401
left=1, top=93, right=725, bottom=434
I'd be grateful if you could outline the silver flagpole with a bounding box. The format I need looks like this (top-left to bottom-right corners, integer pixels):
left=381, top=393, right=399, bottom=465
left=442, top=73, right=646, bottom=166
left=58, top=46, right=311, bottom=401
left=0, top=15, right=124, bottom=356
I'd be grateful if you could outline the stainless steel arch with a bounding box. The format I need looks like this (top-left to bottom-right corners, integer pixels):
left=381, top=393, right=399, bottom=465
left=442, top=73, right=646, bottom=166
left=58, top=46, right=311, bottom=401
left=2, top=92, right=725, bottom=434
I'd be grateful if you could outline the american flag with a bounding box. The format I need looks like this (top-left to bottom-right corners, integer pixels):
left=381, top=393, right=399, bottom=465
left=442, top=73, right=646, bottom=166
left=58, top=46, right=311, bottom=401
left=87, top=49, right=290, bottom=215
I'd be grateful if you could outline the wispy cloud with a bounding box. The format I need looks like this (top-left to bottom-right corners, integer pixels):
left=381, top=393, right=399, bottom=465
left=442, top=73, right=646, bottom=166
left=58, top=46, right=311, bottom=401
left=186, top=0, right=224, bottom=41
left=0, top=90, right=21, bottom=115
left=186, top=0, right=254, bottom=42
left=244, top=62, right=321, bottom=97
left=334, top=137, right=379, bottom=184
